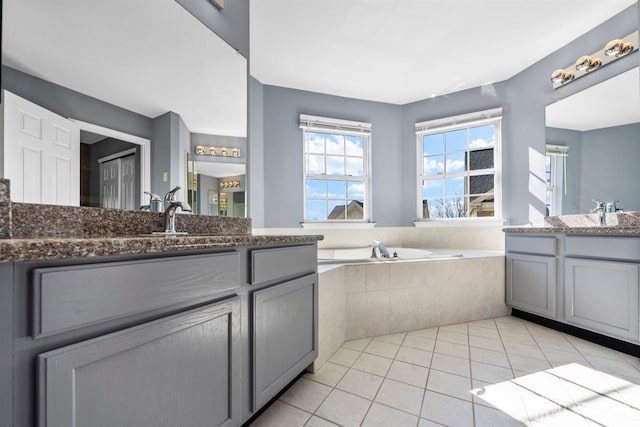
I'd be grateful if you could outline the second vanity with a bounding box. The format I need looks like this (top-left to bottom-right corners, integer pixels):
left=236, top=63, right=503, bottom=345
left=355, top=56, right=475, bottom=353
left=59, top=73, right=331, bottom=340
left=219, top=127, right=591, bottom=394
left=505, top=224, right=640, bottom=349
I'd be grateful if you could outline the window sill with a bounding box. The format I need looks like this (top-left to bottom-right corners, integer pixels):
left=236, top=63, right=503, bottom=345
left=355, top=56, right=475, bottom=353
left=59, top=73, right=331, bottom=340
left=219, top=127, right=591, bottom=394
left=414, top=218, right=504, bottom=228
left=301, top=222, right=376, bottom=230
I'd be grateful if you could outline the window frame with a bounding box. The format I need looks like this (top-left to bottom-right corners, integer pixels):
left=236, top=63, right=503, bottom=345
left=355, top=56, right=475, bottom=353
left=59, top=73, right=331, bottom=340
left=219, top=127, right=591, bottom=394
left=415, top=108, right=502, bottom=222
left=300, top=114, right=371, bottom=223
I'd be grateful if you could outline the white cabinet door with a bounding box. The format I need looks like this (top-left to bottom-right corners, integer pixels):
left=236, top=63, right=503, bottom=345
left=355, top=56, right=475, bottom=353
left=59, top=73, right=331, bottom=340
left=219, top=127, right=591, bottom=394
left=3, top=90, right=79, bottom=205
left=506, top=253, right=556, bottom=318
left=565, top=258, right=639, bottom=341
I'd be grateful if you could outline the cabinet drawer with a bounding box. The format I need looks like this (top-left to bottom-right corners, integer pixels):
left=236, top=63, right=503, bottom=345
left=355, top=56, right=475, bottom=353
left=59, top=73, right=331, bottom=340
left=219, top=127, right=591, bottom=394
left=506, top=235, right=556, bottom=256
left=33, top=252, right=240, bottom=338
left=565, top=236, right=640, bottom=261
left=251, top=244, right=317, bottom=284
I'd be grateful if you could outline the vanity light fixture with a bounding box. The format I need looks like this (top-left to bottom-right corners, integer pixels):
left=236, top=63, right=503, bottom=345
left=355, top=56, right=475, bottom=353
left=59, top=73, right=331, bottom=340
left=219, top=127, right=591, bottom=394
left=194, top=145, right=241, bottom=158
left=604, top=39, right=634, bottom=57
left=574, top=55, right=602, bottom=72
left=551, top=31, right=638, bottom=89
left=550, top=69, right=575, bottom=84
left=219, top=180, right=241, bottom=189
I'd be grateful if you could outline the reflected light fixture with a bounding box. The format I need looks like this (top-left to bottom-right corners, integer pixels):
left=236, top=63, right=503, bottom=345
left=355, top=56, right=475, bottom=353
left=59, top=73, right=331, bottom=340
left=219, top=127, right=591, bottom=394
left=219, top=180, right=241, bottom=189
left=194, top=145, right=241, bottom=158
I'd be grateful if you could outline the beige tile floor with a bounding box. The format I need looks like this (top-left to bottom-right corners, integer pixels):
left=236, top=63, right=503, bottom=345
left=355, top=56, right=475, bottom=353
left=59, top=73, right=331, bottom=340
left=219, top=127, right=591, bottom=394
left=249, top=316, right=640, bottom=427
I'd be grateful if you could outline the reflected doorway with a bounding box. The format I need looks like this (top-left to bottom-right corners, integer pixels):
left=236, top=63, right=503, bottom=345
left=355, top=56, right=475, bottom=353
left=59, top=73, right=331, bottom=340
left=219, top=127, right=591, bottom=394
left=188, top=160, right=246, bottom=217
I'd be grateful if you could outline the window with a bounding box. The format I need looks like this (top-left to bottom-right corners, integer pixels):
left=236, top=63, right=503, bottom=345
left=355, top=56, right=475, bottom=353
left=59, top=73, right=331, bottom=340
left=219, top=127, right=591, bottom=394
left=545, top=144, right=568, bottom=216
left=416, top=109, right=501, bottom=219
left=300, top=114, right=370, bottom=221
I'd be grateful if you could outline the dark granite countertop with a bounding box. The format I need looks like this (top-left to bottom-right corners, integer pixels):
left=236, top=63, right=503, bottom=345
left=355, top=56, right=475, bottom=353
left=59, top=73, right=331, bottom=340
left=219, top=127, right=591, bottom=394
left=0, top=234, right=323, bottom=263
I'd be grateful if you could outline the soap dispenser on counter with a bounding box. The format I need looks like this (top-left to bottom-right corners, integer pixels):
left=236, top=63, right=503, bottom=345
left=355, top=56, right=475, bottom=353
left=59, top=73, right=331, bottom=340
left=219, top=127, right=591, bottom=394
left=140, top=191, right=163, bottom=212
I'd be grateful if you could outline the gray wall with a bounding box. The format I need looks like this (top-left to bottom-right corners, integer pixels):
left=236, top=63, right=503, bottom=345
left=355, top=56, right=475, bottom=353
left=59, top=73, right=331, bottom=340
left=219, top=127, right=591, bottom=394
left=252, top=3, right=638, bottom=227
left=248, top=77, right=265, bottom=228
left=1, top=66, right=152, bottom=138
left=152, top=112, right=190, bottom=199
left=549, top=123, right=640, bottom=214
left=261, top=85, right=402, bottom=227
left=197, top=174, right=219, bottom=215
left=175, top=0, right=250, bottom=58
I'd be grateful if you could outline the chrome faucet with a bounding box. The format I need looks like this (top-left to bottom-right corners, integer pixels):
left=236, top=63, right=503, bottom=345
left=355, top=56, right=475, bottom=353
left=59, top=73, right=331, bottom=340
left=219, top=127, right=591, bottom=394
left=372, top=239, right=391, bottom=258
left=591, top=199, right=606, bottom=226
left=163, top=187, right=192, bottom=233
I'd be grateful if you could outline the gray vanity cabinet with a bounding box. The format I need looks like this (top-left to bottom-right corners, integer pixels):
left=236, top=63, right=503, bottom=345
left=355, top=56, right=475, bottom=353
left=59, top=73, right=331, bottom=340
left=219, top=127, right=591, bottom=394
left=506, top=236, right=557, bottom=318
left=565, top=258, right=639, bottom=341
left=252, top=274, right=318, bottom=409
left=38, top=298, right=241, bottom=427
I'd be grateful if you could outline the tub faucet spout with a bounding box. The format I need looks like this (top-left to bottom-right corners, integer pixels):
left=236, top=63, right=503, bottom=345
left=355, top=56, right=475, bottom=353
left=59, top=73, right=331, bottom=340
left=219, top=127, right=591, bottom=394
left=372, top=239, right=390, bottom=258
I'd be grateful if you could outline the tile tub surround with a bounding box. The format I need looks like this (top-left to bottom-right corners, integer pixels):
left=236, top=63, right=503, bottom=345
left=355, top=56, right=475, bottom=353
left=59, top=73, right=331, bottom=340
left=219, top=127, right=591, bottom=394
left=312, top=252, right=508, bottom=370
left=251, top=316, right=640, bottom=427
left=256, top=225, right=506, bottom=251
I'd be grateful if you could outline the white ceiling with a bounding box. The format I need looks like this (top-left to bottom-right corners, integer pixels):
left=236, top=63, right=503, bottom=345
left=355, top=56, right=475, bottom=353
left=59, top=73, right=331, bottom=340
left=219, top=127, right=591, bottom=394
left=2, top=0, right=247, bottom=137
left=546, top=67, right=640, bottom=131
left=250, top=0, right=637, bottom=104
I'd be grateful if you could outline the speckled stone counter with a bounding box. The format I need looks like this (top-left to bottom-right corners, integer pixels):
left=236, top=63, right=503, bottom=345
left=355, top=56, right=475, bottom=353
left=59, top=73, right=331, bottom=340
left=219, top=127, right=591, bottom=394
left=9, top=202, right=253, bottom=238
left=0, top=180, right=322, bottom=262
left=0, top=179, right=10, bottom=239
left=0, top=234, right=323, bottom=263
left=503, top=212, right=640, bottom=235
left=503, top=225, right=640, bottom=235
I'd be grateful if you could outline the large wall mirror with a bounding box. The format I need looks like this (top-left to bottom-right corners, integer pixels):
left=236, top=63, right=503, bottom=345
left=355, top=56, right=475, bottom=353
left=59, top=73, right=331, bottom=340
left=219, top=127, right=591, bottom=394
left=545, top=66, right=640, bottom=216
left=1, top=0, right=247, bottom=217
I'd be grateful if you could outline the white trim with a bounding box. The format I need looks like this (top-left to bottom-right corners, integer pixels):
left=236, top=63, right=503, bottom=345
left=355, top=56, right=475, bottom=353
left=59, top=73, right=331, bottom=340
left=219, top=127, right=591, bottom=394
left=302, top=120, right=371, bottom=222
left=300, top=114, right=372, bottom=136
left=415, top=108, right=502, bottom=133
left=415, top=111, right=502, bottom=220
left=70, top=119, right=151, bottom=207
left=97, top=148, right=137, bottom=164
left=414, top=218, right=504, bottom=228
left=301, top=222, right=376, bottom=230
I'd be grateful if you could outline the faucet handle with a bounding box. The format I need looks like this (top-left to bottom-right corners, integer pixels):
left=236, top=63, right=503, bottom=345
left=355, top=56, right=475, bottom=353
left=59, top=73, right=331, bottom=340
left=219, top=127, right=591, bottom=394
left=592, top=199, right=604, bottom=210
left=164, top=186, right=181, bottom=202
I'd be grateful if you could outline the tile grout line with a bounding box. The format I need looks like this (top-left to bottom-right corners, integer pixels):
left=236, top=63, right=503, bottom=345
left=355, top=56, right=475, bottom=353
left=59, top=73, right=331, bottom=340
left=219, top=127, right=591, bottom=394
left=463, top=321, right=480, bottom=427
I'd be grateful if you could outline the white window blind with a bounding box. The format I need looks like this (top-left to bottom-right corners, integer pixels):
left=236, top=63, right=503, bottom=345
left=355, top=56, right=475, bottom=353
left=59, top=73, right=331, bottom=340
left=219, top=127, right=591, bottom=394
left=300, top=114, right=372, bottom=136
